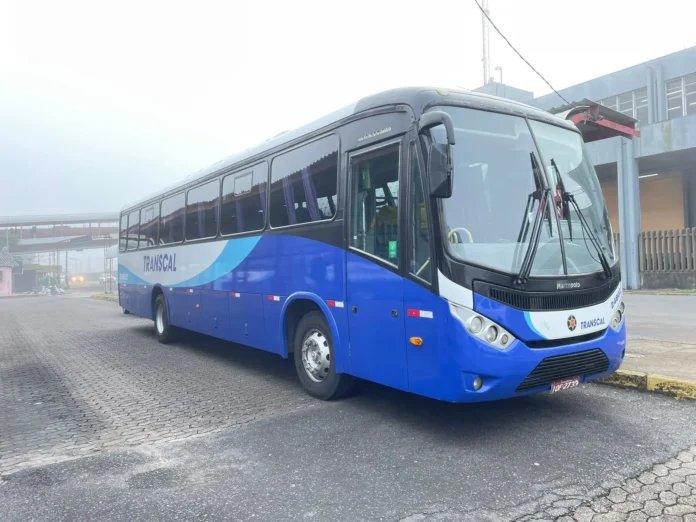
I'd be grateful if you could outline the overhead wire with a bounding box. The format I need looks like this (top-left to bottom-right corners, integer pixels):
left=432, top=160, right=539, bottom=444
left=472, top=0, right=570, bottom=105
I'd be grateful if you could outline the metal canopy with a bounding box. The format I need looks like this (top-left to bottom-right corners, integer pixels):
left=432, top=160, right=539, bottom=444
left=0, top=213, right=118, bottom=227
left=549, top=99, right=640, bottom=142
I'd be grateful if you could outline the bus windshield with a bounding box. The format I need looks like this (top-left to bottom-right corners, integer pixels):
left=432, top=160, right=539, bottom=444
left=431, top=106, right=616, bottom=277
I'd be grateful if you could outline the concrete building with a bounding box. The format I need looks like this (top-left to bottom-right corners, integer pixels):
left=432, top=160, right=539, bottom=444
left=475, top=47, right=696, bottom=289
left=0, top=248, right=18, bottom=296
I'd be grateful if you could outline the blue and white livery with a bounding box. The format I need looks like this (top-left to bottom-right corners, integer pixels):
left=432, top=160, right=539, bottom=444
left=119, top=87, right=626, bottom=402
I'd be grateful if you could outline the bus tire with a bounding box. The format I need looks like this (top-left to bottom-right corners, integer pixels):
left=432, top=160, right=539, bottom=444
left=154, top=294, right=178, bottom=344
left=122, top=307, right=130, bottom=314
left=293, top=311, right=354, bottom=400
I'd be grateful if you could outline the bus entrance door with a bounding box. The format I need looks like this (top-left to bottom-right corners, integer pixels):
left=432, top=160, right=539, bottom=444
left=346, top=139, right=409, bottom=391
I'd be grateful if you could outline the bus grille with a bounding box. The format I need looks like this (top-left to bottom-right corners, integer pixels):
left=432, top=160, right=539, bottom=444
left=474, top=279, right=619, bottom=312
left=515, top=349, right=609, bottom=392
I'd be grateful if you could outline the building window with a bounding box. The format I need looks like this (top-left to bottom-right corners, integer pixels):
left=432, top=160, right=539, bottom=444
left=160, top=193, right=185, bottom=245
left=617, top=92, right=633, bottom=117
left=139, top=205, right=159, bottom=248
left=269, top=135, right=339, bottom=228
left=665, top=73, right=696, bottom=119
left=186, top=180, right=220, bottom=241
left=0, top=270, right=3, bottom=283
left=667, top=78, right=683, bottom=119
left=601, top=87, right=649, bottom=124
left=685, top=73, right=696, bottom=116
left=634, top=88, right=648, bottom=123
left=221, top=163, right=267, bottom=235
left=600, top=96, right=618, bottom=111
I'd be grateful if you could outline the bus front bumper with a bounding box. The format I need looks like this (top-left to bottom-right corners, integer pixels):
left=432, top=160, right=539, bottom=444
left=439, top=321, right=626, bottom=403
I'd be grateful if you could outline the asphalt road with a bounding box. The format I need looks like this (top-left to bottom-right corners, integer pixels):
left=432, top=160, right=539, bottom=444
left=624, top=293, right=696, bottom=343
left=1, top=295, right=695, bottom=521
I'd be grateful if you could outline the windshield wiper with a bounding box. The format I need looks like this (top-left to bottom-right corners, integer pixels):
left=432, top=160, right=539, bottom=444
left=514, top=152, right=551, bottom=285
left=550, top=158, right=612, bottom=279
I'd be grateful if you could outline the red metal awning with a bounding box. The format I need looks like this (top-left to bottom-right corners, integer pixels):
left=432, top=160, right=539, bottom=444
left=549, top=99, right=640, bottom=143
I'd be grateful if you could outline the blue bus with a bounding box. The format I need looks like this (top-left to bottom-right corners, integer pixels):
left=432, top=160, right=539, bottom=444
left=118, top=87, right=626, bottom=402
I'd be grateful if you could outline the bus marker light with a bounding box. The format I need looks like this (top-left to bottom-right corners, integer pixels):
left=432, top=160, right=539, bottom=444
left=230, top=292, right=241, bottom=297
left=326, top=300, right=344, bottom=308
left=188, top=288, right=194, bottom=293
left=195, top=304, right=200, bottom=309
left=268, top=295, right=280, bottom=301
left=473, top=377, right=483, bottom=390
left=407, top=309, right=433, bottom=319
left=409, top=337, right=424, bottom=347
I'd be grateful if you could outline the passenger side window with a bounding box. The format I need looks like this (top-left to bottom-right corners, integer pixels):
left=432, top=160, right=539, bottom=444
left=160, top=193, right=185, bottom=245
left=270, top=135, right=338, bottom=228
left=186, top=180, right=220, bottom=241
left=350, top=143, right=400, bottom=264
left=119, top=214, right=128, bottom=252
left=408, top=142, right=431, bottom=283
left=139, top=205, right=159, bottom=248
left=221, top=163, right=267, bottom=234
left=126, top=210, right=139, bottom=251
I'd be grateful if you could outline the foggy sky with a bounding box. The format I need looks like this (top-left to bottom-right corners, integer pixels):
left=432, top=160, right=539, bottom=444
left=1, top=0, right=694, bottom=217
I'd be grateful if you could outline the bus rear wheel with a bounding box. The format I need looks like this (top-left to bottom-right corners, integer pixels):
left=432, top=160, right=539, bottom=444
left=154, top=294, right=178, bottom=344
left=293, top=311, right=354, bottom=400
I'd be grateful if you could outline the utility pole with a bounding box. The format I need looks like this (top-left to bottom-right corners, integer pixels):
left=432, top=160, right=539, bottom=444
left=495, top=65, right=503, bottom=84
left=481, top=0, right=491, bottom=85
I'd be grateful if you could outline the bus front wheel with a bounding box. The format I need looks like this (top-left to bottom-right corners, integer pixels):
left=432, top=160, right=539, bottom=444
left=154, top=294, right=178, bottom=344
left=293, top=311, right=354, bottom=400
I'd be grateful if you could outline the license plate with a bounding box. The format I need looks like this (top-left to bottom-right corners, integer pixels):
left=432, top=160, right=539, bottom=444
left=550, top=377, right=580, bottom=394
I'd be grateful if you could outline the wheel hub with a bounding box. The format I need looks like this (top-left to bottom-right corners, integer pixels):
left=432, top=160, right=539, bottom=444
left=301, top=329, right=330, bottom=383
left=156, top=303, right=164, bottom=334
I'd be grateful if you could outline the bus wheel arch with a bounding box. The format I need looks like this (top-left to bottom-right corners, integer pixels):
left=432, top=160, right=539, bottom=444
left=280, top=293, right=343, bottom=363
left=282, top=294, right=353, bottom=400
left=151, top=285, right=165, bottom=320
left=153, top=291, right=179, bottom=344
left=282, top=294, right=341, bottom=356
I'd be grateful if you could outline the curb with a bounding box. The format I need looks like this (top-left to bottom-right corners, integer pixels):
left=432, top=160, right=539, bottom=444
left=625, top=290, right=696, bottom=296
left=598, top=370, right=696, bottom=400
left=90, top=294, right=119, bottom=303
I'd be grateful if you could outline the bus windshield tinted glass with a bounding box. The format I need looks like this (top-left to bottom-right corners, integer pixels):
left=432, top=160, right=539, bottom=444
left=432, top=106, right=615, bottom=276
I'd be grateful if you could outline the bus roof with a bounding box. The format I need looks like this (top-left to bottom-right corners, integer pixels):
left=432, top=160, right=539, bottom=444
left=121, top=86, right=571, bottom=212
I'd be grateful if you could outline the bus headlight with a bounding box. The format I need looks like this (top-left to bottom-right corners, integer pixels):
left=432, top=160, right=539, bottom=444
left=485, top=325, right=499, bottom=343
left=468, top=316, right=484, bottom=334
left=610, top=301, right=625, bottom=331
left=450, top=303, right=515, bottom=350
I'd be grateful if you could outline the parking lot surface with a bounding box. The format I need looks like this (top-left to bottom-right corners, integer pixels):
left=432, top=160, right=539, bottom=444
left=1, top=295, right=696, bottom=521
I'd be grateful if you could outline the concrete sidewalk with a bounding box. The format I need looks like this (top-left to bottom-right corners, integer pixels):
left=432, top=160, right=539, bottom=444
left=600, top=293, right=696, bottom=399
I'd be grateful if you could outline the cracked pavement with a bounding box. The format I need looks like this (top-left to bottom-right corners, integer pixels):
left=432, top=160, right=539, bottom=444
left=1, top=295, right=696, bottom=521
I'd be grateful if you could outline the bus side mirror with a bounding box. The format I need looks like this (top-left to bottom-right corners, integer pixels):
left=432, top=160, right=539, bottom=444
left=418, top=111, right=455, bottom=198
left=428, top=143, right=453, bottom=198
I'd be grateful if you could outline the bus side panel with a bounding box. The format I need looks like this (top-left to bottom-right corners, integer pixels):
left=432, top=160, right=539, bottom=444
left=403, top=279, right=450, bottom=399
left=200, top=288, right=229, bottom=339
left=170, top=287, right=200, bottom=330
left=137, top=285, right=154, bottom=320
left=227, top=293, right=266, bottom=350
left=263, top=295, right=286, bottom=356
left=119, top=283, right=133, bottom=311
left=326, top=304, right=350, bottom=375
